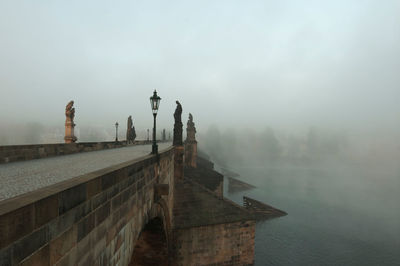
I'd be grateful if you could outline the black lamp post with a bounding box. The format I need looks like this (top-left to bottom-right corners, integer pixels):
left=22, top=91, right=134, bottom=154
left=115, top=122, right=119, bottom=142
left=147, top=129, right=150, bottom=142
left=150, top=90, right=161, bottom=154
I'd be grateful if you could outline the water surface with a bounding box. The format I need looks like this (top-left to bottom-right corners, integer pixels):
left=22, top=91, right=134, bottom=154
left=223, top=160, right=400, bottom=266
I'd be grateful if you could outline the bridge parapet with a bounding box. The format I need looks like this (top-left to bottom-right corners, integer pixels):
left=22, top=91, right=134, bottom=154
left=0, top=146, right=174, bottom=266
left=0, top=140, right=165, bottom=164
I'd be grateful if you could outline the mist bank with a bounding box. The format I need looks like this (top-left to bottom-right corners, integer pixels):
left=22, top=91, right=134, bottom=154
left=1, top=121, right=399, bottom=172
left=0, top=122, right=173, bottom=145
left=198, top=125, right=400, bottom=170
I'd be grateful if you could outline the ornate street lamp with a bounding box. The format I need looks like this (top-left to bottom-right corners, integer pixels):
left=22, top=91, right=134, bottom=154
left=115, top=122, right=119, bottom=142
left=150, top=90, right=161, bottom=154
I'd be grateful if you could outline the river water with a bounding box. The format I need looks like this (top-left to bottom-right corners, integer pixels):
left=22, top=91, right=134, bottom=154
left=222, top=160, right=400, bottom=266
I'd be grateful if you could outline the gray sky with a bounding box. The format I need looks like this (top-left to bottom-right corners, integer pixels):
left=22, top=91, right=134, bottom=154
left=1, top=0, right=399, bottom=135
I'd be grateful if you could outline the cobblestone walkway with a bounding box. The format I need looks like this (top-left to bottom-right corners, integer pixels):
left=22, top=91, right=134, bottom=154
left=0, top=142, right=172, bottom=201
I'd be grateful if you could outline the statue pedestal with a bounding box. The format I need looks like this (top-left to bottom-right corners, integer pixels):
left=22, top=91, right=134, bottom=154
left=174, top=145, right=184, bottom=182
left=185, top=140, right=197, bottom=168
left=64, top=120, right=77, bottom=143
left=173, top=122, right=183, bottom=146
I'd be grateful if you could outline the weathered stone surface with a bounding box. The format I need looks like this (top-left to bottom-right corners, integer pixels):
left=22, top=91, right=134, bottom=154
left=64, top=100, right=77, bottom=143
left=0, top=141, right=129, bottom=165
left=59, top=184, right=87, bottom=215
left=111, top=194, right=122, bottom=212
left=50, top=225, right=77, bottom=265
left=13, top=225, right=49, bottom=264
left=173, top=101, right=183, bottom=146
left=184, top=113, right=197, bottom=168
left=20, top=244, right=50, bottom=266
left=0, top=204, right=35, bottom=250
left=126, top=116, right=136, bottom=144
left=174, top=146, right=184, bottom=182
left=0, top=245, right=12, bottom=266
left=173, top=221, right=255, bottom=266
left=49, top=201, right=91, bottom=240
left=86, top=178, right=102, bottom=199
left=77, top=213, right=95, bottom=241
left=95, top=202, right=110, bottom=226
left=154, top=184, right=169, bottom=197
left=173, top=177, right=253, bottom=229
left=185, top=113, right=196, bottom=142
left=55, top=246, right=77, bottom=266
left=35, top=195, right=59, bottom=228
left=101, top=173, right=117, bottom=191
left=76, top=233, right=92, bottom=260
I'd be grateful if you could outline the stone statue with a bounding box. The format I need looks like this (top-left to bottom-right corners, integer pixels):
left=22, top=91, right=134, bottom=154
left=65, top=101, right=75, bottom=121
left=186, top=113, right=197, bottom=142
left=185, top=113, right=197, bottom=167
left=126, top=115, right=136, bottom=144
left=64, top=100, right=77, bottom=143
left=173, top=101, right=183, bottom=146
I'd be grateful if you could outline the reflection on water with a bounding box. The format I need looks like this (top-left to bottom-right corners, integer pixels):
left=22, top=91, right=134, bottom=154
left=224, top=161, right=400, bottom=266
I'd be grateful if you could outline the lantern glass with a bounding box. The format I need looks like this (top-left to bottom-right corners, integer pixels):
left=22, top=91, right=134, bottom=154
left=150, top=90, right=161, bottom=114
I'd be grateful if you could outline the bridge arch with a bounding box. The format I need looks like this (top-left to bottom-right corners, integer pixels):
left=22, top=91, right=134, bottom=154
left=149, top=198, right=172, bottom=249
left=130, top=198, right=172, bottom=265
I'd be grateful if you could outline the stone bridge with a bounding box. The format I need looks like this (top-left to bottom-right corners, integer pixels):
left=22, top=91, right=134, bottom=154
left=0, top=114, right=271, bottom=265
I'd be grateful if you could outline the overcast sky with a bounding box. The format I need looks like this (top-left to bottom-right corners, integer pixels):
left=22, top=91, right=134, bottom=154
left=0, top=0, right=399, bottom=134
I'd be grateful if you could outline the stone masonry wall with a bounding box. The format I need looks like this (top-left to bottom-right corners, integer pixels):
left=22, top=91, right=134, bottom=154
left=0, top=147, right=174, bottom=266
left=173, top=221, right=255, bottom=266
left=0, top=140, right=161, bottom=164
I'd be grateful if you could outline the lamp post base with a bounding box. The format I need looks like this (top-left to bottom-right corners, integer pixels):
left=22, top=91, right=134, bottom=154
left=152, top=144, right=158, bottom=154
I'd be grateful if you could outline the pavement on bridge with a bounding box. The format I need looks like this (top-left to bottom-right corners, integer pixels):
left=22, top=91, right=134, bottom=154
left=0, top=142, right=172, bottom=202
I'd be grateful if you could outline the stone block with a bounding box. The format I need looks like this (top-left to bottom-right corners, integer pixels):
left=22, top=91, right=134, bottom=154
left=95, top=218, right=108, bottom=242
left=76, top=233, right=92, bottom=260
left=119, top=202, right=129, bottom=220
left=20, top=244, right=50, bottom=266
left=125, top=174, right=136, bottom=187
left=107, top=185, right=119, bottom=199
left=101, top=173, right=116, bottom=190
left=106, top=225, right=117, bottom=245
left=0, top=245, right=12, bottom=266
left=115, top=169, right=127, bottom=184
left=154, top=184, right=169, bottom=196
left=77, top=213, right=95, bottom=242
left=77, top=252, right=94, bottom=266
left=49, top=225, right=77, bottom=265
left=13, top=225, right=49, bottom=264
left=0, top=204, right=35, bottom=250
left=127, top=167, right=137, bottom=178
left=121, top=187, right=131, bottom=203
left=55, top=246, right=77, bottom=266
left=59, top=184, right=87, bottom=215
left=137, top=178, right=145, bottom=191
left=129, top=183, right=137, bottom=197
left=111, top=209, right=120, bottom=228
left=93, top=235, right=106, bottom=259
left=111, top=194, right=122, bottom=212
left=95, top=201, right=110, bottom=226
left=35, top=194, right=59, bottom=229
left=87, top=178, right=102, bottom=199
left=49, top=201, right=90, bottom=240
left=91, top=190, right=108, bottom=210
